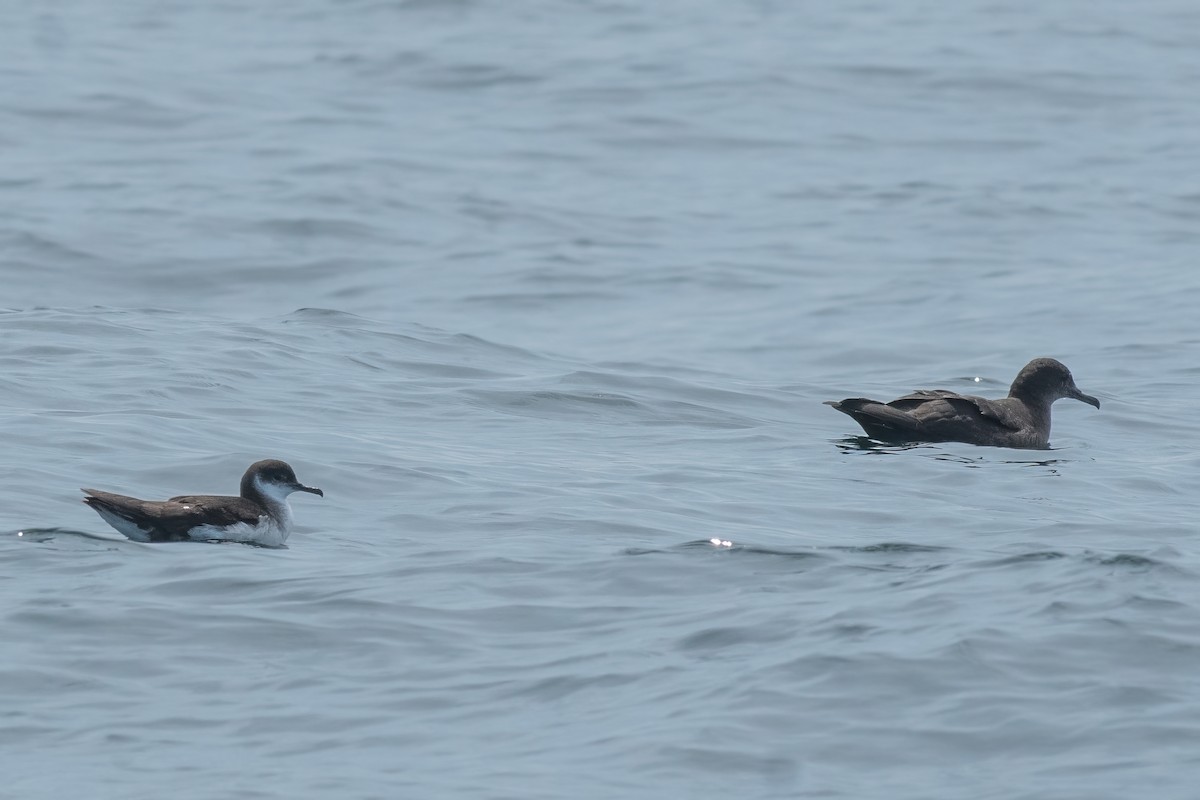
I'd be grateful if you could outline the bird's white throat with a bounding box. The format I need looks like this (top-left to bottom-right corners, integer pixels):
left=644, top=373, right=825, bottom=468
left=253, top=474, right=295, bottom=530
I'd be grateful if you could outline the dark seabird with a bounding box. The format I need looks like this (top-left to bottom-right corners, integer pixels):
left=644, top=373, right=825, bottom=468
left=825, top=357, right=1100, bottom=449
left=82, top=459, right=323, bottom=546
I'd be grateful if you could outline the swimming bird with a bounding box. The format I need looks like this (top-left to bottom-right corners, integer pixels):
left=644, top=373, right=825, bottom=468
left=82, top=459, right=323, bottom=546
left=825, top=357, right=1100, bottom=449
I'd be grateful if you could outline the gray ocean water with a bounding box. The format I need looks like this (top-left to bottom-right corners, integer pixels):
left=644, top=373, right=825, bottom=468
left=3, top=2, right=1200, bottom=798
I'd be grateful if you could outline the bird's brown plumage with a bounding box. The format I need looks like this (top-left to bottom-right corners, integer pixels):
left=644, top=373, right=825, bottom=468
left=826, top=358, right=1100, bottom=449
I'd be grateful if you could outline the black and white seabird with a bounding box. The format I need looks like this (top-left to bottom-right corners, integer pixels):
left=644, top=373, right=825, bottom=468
left=82, top=459, right=323, bottom=546
left=826, top=357, right=1100, bottom=449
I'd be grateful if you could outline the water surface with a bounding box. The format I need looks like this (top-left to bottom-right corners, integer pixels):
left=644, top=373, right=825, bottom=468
left=3, top=2, right=1200, bottom=798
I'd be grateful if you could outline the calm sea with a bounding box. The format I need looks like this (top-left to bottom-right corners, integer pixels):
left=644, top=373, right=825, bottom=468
left=3, top=2, right=1200, bottom=798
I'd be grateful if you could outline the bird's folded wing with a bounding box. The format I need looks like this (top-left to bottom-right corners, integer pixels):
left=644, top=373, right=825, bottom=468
left=164, top=495, right=264, bottom=527
left=889, top=391, right=1024, bottom=432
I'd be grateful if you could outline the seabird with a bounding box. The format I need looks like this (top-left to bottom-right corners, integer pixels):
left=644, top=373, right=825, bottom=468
left=82, top=459, right=323, bottom=546
left=825, top=357, right=1100, bottom=449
